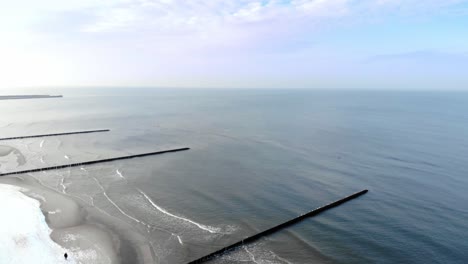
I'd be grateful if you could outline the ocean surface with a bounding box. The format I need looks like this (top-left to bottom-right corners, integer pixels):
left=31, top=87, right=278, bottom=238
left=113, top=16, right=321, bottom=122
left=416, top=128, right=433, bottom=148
left=1, top=88, right=467, bottom=263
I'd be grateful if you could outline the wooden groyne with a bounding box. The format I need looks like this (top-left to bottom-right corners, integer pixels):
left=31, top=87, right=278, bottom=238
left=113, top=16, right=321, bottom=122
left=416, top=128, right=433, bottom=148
left=187, top=189, right=368, bottom=264
left=0, top=147, right=190, bottom=177
left=0, top=129, right=110, bottom=141
left=0, top=95, right=63, bottom=100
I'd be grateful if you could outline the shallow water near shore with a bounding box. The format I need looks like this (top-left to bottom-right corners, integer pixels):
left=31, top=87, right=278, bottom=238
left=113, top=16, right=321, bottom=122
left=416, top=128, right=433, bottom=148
left=1, top=88, right=468, bottom=263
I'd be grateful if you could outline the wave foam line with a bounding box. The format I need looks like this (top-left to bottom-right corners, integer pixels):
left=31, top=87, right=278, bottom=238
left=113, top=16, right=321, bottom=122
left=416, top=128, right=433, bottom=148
left=245, top=247, right=261, bottom=264
left=275, top=255, right=294, bottom=264
left=173, top=234, right=184, bottom=245
left=93, top=177, right=148, bottom=228
left=137, top=189, right=220, bottom=234
left=59, top=175, right=67, bottom=193
left=116, top=169, right=125, bottom=179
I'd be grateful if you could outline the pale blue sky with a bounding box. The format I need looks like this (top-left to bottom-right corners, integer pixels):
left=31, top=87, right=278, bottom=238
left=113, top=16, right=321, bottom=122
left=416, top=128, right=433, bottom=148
left=1, top=0, right=467, bottom=89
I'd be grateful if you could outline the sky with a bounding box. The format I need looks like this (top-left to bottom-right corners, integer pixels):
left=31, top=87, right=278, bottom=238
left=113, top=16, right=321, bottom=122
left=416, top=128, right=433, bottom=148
left=0, top=0, right=467, bottom=90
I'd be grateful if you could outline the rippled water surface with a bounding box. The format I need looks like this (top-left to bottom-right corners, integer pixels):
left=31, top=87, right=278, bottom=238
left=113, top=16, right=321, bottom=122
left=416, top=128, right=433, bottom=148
left=1, top=89, right=467, bottom=263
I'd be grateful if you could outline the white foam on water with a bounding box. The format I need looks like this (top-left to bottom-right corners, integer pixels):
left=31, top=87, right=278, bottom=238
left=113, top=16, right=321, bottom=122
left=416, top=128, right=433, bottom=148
left=275, top=255, right=294, bottom=264
left=219, top=243, right=293, bottom=264
left=59, top=175, right=67, bottom=193
left=86, top=194, right=95, bottom=206
left=116, top=169, right=125, bottom=179
left=243, top=244, right=293, bottom=264
left=0, top=184, right=75, bottom=264
left=92, top=177, right=149, bottom=228
left=137, top=188, right=221, bottom=234
left=174, top=234, right=183, bottom=245
left=245, top=247, right=261, bottom=264
left=48, top=209, right=62, bottom=215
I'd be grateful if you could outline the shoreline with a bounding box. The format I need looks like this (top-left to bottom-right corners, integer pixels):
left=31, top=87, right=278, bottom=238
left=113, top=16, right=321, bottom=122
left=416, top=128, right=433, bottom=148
left=0, top=176, right=125, bottom=263
left=0, top=183, right=72, bottom=263
left=0, top=144, right=156, bottom=264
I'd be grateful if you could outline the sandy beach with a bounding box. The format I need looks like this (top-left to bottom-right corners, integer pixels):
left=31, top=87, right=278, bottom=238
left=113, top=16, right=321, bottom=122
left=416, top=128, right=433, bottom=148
left=0, top=141, right=164, bottom=264
left=0, top=175, right=121, bottom=264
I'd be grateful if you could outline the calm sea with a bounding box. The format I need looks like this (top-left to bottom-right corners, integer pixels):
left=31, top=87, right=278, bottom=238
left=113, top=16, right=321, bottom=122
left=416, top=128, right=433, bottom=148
left=1, top=88, right=467, bottom=263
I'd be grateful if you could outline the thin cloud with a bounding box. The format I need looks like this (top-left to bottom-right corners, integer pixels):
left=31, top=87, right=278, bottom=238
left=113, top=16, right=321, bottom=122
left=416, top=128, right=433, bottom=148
left=80, top=0, right=354, bottom=33
left=1, top=0, right=468, bottom=89
left=77, top=0, right=468, bottom=32
left=365, top=51, right=468, bottom=65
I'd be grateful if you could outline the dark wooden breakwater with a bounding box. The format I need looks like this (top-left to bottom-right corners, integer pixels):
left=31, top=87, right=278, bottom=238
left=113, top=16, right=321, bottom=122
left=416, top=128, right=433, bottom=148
left=0, top=95, right=63, bottom=100
left=187, top=189, right=368, bottom=264
left=0, top=147, right=190, bottom=177
left=0, top=129, right=110, bottom=141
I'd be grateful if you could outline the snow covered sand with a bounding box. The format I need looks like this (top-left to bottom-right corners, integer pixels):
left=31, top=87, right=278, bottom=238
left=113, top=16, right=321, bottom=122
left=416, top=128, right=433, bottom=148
left=0, top=183, right=72, bottom=264
left=0, top=176, right=120, bottom=264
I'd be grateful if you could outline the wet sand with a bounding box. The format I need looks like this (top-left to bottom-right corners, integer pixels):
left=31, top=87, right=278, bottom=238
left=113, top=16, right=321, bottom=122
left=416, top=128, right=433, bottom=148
left=0, top=175, right=155, bottom=264
left=0, top=145, right=26, bottom=170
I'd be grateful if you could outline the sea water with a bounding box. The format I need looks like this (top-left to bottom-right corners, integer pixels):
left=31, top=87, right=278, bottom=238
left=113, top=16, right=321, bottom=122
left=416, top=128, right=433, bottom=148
left=0, top=88, right=467, bottom=263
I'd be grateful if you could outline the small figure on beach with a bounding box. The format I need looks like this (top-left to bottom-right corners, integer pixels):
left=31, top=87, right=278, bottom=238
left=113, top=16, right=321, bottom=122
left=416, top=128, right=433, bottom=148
left=64, top=252, right=68, bottom=260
